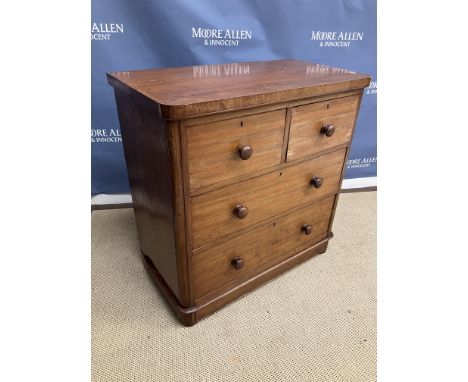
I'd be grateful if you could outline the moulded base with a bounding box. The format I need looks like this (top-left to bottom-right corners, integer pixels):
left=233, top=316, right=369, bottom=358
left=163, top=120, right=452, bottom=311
left=143, top=234, right=332, bottom=326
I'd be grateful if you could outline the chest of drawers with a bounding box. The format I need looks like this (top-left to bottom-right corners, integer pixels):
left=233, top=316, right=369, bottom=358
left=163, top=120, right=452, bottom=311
left=107, top=59, right=370, bottom=325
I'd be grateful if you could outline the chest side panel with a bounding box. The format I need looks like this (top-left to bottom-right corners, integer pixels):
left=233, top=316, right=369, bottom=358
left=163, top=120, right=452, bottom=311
left=114, top=90, right=180, bottom=298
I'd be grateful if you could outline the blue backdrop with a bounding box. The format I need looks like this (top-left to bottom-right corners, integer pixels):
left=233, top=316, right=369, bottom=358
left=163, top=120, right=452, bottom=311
left=92, top=0, right=376, bottom=195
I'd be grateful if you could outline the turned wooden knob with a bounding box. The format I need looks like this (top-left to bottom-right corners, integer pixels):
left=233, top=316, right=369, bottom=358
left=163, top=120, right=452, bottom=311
left=320, top=124, right=335, bottom=137
left=231, top=256, right=244, bottom=270
left=238, top=145, right=253, bottom=160
left=302, top=224, right=313, bottom=235
left=310, top=176, right=323, bottom=188
left=233, top=204, right=248, bottom=219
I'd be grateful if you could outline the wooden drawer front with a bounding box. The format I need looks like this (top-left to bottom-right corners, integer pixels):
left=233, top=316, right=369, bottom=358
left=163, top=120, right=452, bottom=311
left=190, top=148, right=346, bottom=250
left=186, top=110, right=286, bottom=191
left=287, top=95, right=359, bottom=162
left=193, top=195, right=335, bottom=299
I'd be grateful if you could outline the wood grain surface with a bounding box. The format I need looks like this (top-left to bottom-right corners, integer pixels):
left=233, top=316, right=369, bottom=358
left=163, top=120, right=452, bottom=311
left=192, top=195, right=335, bottom=299
left=113, top=90, right=180, bottom=298
left=190, top=148, right=346, bottom=250
left=107, top=60, right=371, bottom=119
left=287, top=95, right=360, bottom=162
left=186, top=109, right=286, bottom=191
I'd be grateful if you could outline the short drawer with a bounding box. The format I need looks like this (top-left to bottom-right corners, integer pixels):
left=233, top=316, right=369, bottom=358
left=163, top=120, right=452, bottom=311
left=192, top=195, right=335, bottom=299
left=287, top=95, right=360, bottom=162
left=185, top=110, right=286, bottom=191
left=190, top=148, right=346, bottom=250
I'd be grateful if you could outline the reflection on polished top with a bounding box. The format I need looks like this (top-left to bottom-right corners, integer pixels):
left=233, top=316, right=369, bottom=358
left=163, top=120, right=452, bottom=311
left=107, top=59, right=370, bottom=119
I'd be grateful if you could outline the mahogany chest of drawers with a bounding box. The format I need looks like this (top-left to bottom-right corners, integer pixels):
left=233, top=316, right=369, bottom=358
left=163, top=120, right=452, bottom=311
left=107, top=59, right=370, bottom=325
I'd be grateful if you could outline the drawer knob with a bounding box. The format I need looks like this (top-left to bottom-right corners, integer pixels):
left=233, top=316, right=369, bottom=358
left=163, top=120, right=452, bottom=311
left=310, top=176, right=323, bottom=188
left=320, top=124, right=335, bottom=137
left=231, top=256, right=245, bottom=270
left=302, top=224, right=313, bottom=235
left=238, top=145, right=253, bottom=160
left=234, top=204, right=249, bottom=219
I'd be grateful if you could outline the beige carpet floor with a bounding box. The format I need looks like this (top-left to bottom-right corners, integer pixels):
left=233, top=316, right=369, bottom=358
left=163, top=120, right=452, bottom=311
left=92, top=191, right=376, bottom=382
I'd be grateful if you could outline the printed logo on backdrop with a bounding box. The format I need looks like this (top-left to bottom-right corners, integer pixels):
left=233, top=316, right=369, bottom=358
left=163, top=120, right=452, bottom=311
left=347, top=157, right=377, bottom=169
left=366, top=81, right=377, bottom=95
left=310, top=31, right=364, bottom=47
left=91, top=129, right=122, bottom=143
left=91, top=22, right=124, bottom=41
left=192, top=27, right=252, bottom=47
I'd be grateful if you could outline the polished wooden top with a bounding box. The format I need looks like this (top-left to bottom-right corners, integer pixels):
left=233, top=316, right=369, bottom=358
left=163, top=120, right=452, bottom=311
left=107, top=59, right=370, bottom=119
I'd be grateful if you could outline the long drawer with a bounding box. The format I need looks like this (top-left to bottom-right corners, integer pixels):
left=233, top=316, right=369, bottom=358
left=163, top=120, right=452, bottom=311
left=192, top=195, right=335, bottom=299
left=185, top=110, right=286, bottom=191
left=190, top=148, right=346, bottom=250
left=287, top=95, right=359, bottom=162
